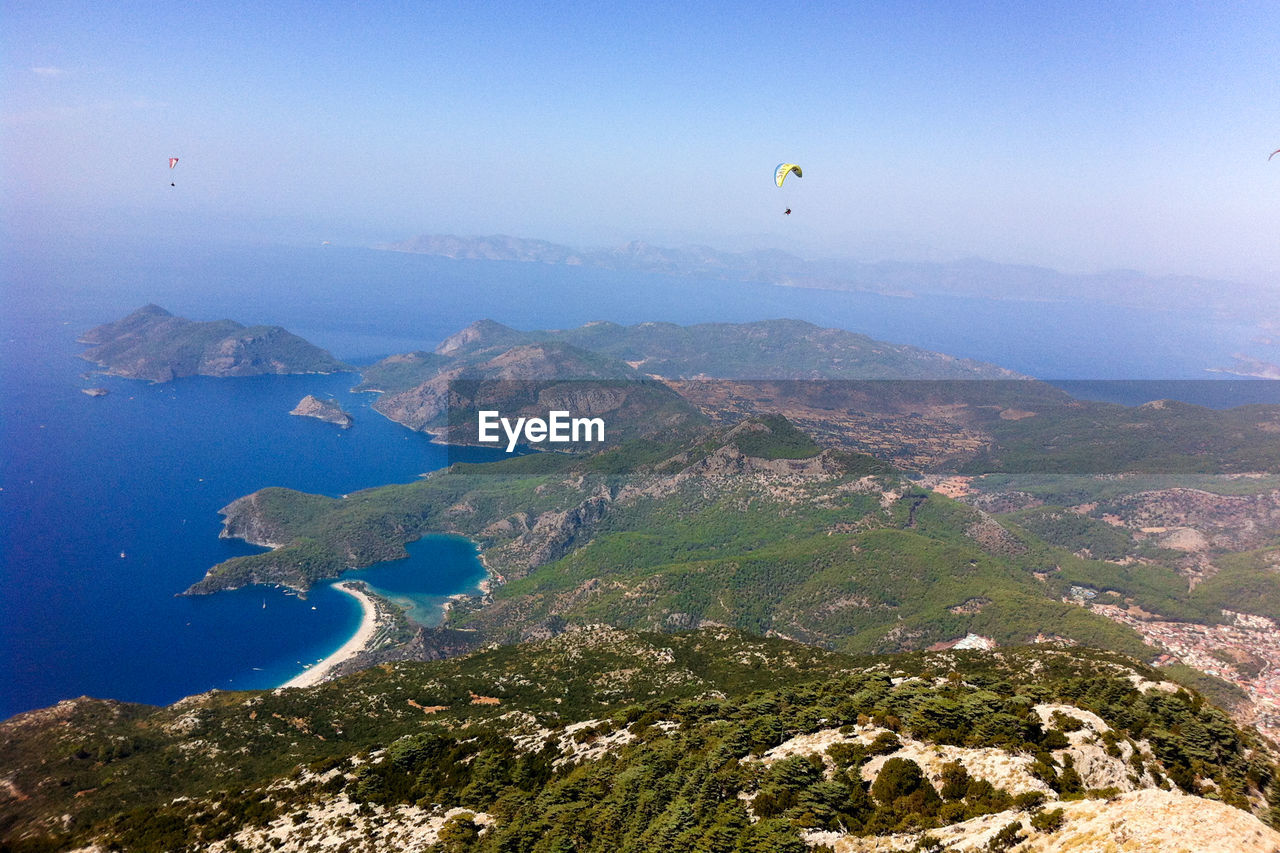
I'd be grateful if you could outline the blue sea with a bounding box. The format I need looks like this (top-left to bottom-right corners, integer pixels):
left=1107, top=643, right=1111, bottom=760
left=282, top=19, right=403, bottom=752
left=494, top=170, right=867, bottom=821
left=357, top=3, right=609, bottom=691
left=0, top=304, right=510, bottom=719
left=2, top=231, right=1278, bottom=720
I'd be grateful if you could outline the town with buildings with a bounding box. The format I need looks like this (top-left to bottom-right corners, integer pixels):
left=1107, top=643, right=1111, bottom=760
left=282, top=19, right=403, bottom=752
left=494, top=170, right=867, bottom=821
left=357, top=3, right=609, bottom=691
left=1093, top=603, right=1280, bottom=743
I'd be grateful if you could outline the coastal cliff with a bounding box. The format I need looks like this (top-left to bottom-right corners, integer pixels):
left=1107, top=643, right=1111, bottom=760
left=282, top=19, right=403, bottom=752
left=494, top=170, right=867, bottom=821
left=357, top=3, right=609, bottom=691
left=78, top=304, right=349, bottom=382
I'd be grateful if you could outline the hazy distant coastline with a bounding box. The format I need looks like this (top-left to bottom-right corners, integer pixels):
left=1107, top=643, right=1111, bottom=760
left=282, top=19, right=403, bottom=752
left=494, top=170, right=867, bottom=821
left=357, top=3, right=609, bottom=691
left=379, top=233, right=1280, bottom=325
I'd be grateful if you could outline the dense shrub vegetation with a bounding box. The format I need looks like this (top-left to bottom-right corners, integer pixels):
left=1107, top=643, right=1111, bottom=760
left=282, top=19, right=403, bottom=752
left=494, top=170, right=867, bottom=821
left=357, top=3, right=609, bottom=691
left=3, top=631, right=1274, bottom=852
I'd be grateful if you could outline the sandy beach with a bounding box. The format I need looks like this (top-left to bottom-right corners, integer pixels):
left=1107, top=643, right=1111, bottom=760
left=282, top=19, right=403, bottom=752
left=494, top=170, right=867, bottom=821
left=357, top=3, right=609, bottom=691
left=281, top=582, right=379, bottom=689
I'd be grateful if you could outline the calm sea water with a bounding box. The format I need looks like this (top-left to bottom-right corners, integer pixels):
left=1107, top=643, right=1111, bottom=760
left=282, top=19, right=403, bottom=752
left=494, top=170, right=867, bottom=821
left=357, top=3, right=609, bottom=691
left=2, top=232, right=1276, bottom=719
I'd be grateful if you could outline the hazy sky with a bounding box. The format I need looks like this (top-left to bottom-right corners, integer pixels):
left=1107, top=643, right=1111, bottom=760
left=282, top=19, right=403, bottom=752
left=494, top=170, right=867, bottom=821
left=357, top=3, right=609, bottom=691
left=4, top=1, right=1278, bottom=283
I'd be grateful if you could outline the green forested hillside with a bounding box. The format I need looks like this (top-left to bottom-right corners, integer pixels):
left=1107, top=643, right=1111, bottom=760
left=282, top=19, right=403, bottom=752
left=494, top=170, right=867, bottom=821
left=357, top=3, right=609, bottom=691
left=187, top=418, right=1170, bottom=663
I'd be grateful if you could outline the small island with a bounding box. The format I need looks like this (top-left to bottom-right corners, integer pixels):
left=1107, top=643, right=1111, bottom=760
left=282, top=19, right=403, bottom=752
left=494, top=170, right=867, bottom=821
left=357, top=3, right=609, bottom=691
left=80, top=387, right=110, bottom=397
left=78, top=304, right=349, bottom=382
left=291, top=394, right=353, bottom=428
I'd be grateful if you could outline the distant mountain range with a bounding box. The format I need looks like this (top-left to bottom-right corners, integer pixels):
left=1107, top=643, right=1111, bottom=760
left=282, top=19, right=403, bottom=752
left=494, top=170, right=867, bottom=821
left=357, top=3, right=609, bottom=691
left=378, top=234, right=1280, bottom=323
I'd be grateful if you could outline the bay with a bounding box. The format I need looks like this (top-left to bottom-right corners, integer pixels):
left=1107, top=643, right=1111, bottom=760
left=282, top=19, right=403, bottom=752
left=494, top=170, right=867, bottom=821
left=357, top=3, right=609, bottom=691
left=342, top=535, right=489, bottom=629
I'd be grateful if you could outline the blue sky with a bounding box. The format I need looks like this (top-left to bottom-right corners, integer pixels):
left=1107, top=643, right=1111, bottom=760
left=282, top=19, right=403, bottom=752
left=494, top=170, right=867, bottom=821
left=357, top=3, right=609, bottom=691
left=3, top=0, right=1279, bottom=282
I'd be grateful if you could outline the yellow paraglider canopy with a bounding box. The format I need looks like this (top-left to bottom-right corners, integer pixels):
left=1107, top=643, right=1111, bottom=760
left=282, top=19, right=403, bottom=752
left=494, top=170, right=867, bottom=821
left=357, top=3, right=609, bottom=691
left=775, top=163, right=802, bottom=187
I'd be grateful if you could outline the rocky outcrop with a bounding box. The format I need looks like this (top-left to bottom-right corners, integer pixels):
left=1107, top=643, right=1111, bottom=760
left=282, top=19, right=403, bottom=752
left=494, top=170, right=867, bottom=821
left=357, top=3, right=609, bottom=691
left=481, top=491, right=614, bottom=581
left=813, top=789, right=1280, bottom=852
left=290, top=395, right=353, bottom=428
left=767, top=710, right=1280, bottom=853
left=207, top=798, right=494, bottom=853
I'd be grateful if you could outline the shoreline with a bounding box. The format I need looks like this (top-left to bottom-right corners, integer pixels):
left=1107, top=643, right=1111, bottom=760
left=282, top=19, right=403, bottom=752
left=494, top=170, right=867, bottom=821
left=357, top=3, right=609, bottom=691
left=281, top=582, right=379, bottom=689
left=276, top=537, right=494, bottom=688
